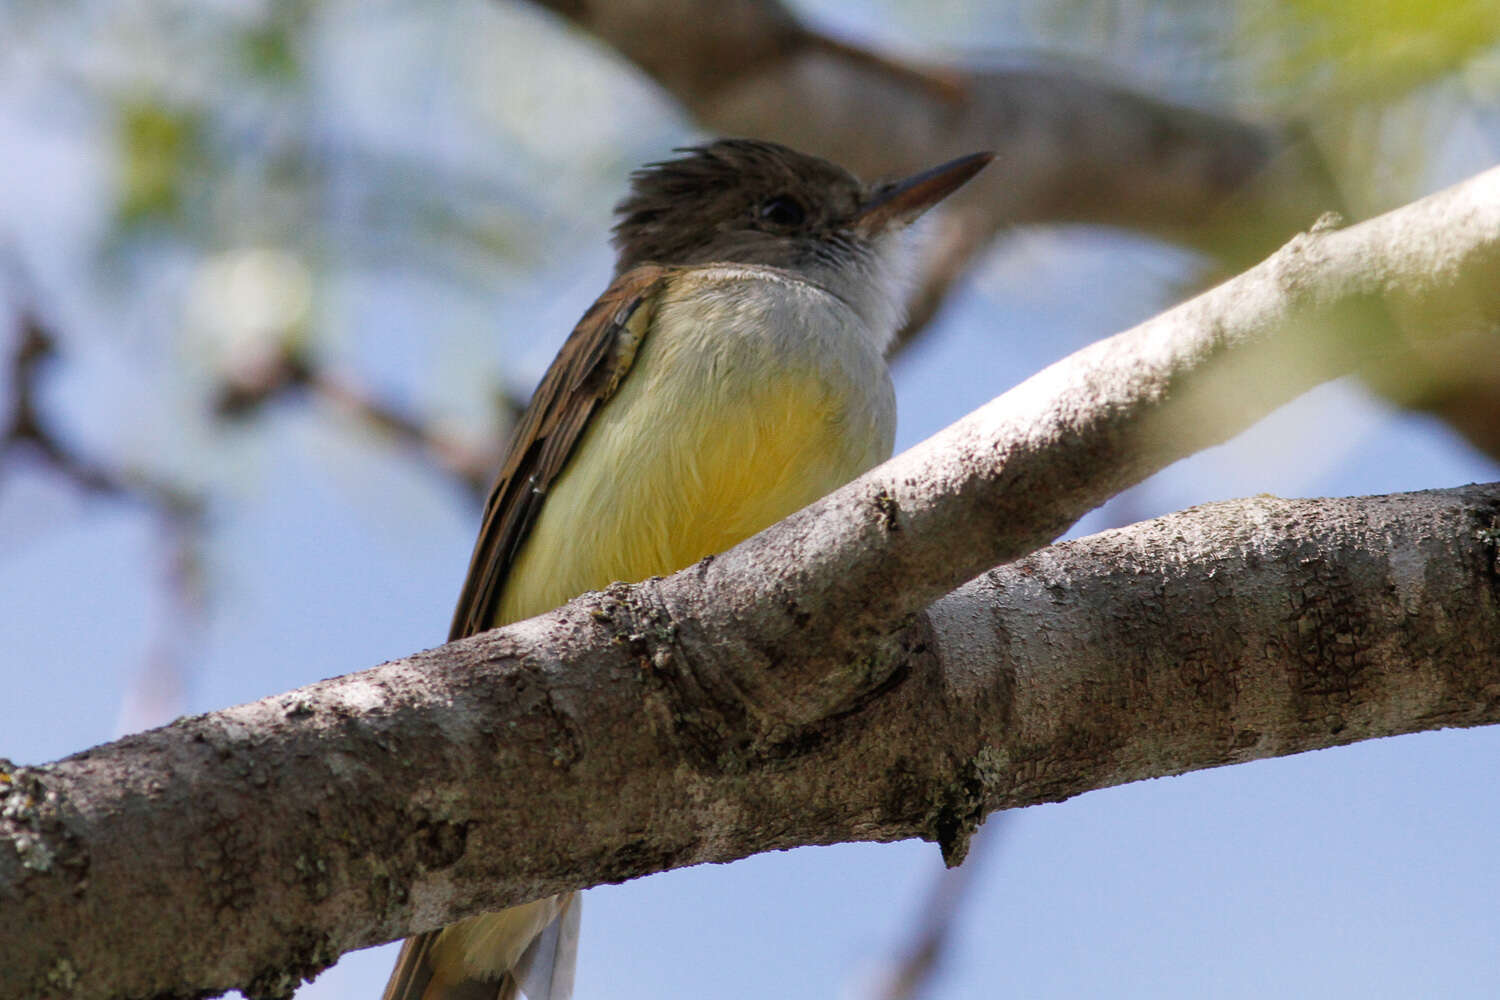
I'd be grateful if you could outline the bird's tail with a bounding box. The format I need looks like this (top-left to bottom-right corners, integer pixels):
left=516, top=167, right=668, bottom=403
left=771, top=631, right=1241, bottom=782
left=382, top=894, right=580, bottom=1000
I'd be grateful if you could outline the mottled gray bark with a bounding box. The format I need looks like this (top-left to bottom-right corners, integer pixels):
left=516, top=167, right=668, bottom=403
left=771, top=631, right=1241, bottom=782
left=2, top=164, right=1498, bottom=1000
left=4, top=487, right=1497, bottom=1000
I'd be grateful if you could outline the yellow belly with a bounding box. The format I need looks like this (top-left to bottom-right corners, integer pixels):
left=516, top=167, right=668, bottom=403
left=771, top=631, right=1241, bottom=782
left=496, top=270, right=894, bottom=625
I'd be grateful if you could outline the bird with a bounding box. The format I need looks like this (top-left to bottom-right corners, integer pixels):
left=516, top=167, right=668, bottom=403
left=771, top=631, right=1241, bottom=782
left=381, top=137, right=993, bottom=1000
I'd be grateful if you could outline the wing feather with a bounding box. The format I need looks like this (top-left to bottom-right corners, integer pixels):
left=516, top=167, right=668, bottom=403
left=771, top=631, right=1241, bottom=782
left=384, top=267, right=666, bottom=1000
left=448, top=265, right=668, bottom=640
left=381, top=931, right=439, bottom=1000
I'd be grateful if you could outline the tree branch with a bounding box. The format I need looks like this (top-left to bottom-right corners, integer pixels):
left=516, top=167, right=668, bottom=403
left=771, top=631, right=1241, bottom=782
left=3, top=306, right=209, bottom=730
left=538, top=0, right=1298, bottom=232
left=534, top=0, right=1500, bottom=465
left=3, top=312, right=198, bottom=518
left=4, top=485, right=1497, bottom=1000
left=211, top=345, right=520, bottom=501
left=530, top=0, right=1339, bottom=337
left=3, top=163, right=1498, bottom=1000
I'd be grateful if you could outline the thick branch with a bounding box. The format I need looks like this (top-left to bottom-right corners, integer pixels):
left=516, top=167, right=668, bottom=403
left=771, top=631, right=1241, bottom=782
left=663, top=166, right=1499, bottom=732
left=3, top=164, right=1498, bottom=998
left=3, top=486, right=1497, bottom=999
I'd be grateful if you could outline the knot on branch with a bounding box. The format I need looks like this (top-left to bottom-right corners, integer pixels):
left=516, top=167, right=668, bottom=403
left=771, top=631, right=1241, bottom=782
left=929, top=745, right=1011, bottom=868
left=596, top=575, right=914, bottom=772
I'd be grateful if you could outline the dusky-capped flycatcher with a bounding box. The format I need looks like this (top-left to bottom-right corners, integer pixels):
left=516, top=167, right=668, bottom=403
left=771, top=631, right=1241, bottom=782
left=381, top=138, right=992, bottom=1000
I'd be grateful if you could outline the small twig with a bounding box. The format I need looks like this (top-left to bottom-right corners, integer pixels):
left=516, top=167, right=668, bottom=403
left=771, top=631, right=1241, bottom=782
left=115, top=505, right=208, bottom=734
left=2, top=312, right=194, bottom=516
left=4, top=315, right=112, bottom=496
left=3, top=304, right=209, bottom=734
left=212, top=346, right=519, bottom=499
left=873, top=820, right=1001, bottom=1000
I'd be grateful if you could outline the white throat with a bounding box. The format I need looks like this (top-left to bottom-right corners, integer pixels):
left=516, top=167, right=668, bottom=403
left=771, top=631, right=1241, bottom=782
left=798, top=230, right=911, bottom=356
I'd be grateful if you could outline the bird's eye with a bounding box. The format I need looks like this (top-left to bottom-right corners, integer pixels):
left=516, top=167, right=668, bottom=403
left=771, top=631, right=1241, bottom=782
left=758, top=195, right=806, bottom=227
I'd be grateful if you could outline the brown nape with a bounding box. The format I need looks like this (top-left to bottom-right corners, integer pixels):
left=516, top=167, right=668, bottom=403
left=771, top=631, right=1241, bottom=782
left=610, top=138, right=866, bottom=273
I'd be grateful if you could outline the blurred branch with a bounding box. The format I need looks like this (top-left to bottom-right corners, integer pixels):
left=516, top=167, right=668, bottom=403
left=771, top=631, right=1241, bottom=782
left=529, top=0, right=1339, bottom=344
left=2, top=306, right=208, bottom=730
left=4, top=314, right=117, bottom=498
left=114, top=511, right=208, bottom=734
left=531, top=0, right=1500, bottom=465
left=2, top=311, right=197, bottom=518
left=1362, top=315, right=1500, bottom=461
left=211, top=346, right=521, bottom=499
left=888, top=206, right=997, bottom=357
left=873, top=821, right=999, bottom=1000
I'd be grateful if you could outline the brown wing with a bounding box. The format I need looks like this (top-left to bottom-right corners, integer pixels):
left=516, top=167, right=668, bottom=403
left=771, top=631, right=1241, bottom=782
left=380, top=930, right=518, bottom=1000
left=447, top=264, right=669, bottom=641
left=381, top=932, right=439, bottom=1000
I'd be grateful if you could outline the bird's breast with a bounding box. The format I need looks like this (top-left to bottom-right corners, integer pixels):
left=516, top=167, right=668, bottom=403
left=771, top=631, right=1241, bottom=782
left=496, top=265, right=896, bottom=625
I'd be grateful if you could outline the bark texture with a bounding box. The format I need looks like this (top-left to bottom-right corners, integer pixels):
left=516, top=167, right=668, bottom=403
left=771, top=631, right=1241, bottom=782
left=3, top=487, right=1497, bottom=1000
left=3, top=164, right=1499, bottom=999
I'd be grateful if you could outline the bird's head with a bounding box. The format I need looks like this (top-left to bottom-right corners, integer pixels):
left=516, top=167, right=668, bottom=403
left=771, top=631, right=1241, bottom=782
left=611, top=139, right=992, bottom=330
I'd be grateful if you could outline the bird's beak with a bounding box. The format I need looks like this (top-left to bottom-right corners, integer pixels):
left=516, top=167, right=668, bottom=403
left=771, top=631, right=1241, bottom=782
left=853, top=151, right=994, bottom=236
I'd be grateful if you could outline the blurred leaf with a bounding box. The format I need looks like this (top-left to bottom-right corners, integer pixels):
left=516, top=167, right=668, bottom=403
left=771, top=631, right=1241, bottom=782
left=240, top=23, right=298, bottom=81
left=115, top=99, right=204, bottom=225
left=1246, top=0, right=1500, bottom=101
left=239, top=0, right=307, bottom=82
